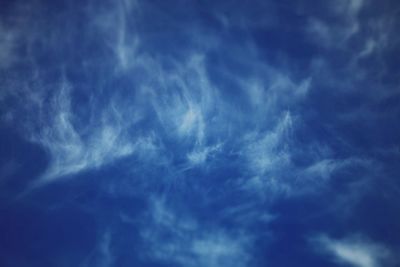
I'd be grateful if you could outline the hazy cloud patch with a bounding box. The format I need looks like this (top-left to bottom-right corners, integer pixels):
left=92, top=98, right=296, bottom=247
left=311, top=234, right=396, bottom=267
left=140, top=197, right=254, bottom=267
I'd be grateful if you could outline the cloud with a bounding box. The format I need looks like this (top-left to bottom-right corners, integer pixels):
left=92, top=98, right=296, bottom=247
left=301, top=157, right=368, bottom=181
left=0, top=23, right=19, bottom=69
left=211, top=1, right=276, bottom=30
left=243, top=68, right=311, bottom=118
left=80, top=231, right=114, bottom=267
left=149, top=54, right=217, bottom=146
left=243, top=111, right=293, bottom=175
left=220, top=202, right=276, bottom=226
left=307, top=0, right=365, bottom=48
left=1, top=2, right=398, bottom=267
left=187, top=143, right=223, bottom=166
left=238, top=107, right=372, bottom=200
left=311, top=234, right=395, bottom=267
left=0, top=0, right=385, bottom=214
left=26, top=82, right=142, bottom=185
left=90, top=0, right=141, bottom=71
left=1, top=0, right=316, bottom=195
left=0, top=2, right=38, bottom=70
left=140, top=197, right=254, bottom=267
left=3, top=74, right=161, bottom=190
left=238, top=112, right=293, bottom=198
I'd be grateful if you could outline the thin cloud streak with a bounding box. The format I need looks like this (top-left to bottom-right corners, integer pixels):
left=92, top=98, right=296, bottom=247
left=140, top=197, right=254, bottom=267
left=311, top=234, right=396, bottom=267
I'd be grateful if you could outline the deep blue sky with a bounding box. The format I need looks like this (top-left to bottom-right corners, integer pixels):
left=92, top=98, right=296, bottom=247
left=1, top=0, right=400, bottom=266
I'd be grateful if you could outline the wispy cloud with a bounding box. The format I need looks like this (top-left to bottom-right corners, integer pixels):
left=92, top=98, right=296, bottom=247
left=0, top=0, right=392, bottom=227
left=0, top=22, right=19, bottom=70
left=307, top=0, right=365, bottom=48
left=90, top=0, right=141, bottom=72
left=149, top=54, right=216, bottom=145
left=311, top=234, right=396, bottom=267
left=27, top=82, right=143, bottom=185
left=243, top=111, right=293, bottom=176
left=140, top=197, right=254, bottom=267
left=80, top=231, right=114, bottom=267
left=187, top=143, right=223, bottom=166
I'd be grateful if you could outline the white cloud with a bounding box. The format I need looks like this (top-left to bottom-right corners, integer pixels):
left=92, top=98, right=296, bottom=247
left=221, top=202, right=276, bottom=226
left=178, top=105, right=205, bottom=142
left=301, top=157, right=367, bottom=181
left=80, top=231, right=114, bottom=267
left=239, top=107, right=371, bottom=199
left=354, top=18, right=392, bottom=63
left=358, top=38, right=377, bottom=59
left=187, top=143, right=222, bottom=166
left=149, top=54, right=218, bottom=150
left=0, top=2, right=38, bottom=70
left=0, top=0, right=379, bottom=209
left=0, top=23, right=19, bottom=69
left=244, top=70, right=311, bottom=117
left=307, top=0, right=365, bottom=48
left=141, top=198, right=253, bottom=267
left=244, top=111, right=293, bottom=175
left=189, top=233, right=251, bottom=267
left=212, top=1, right=276, bottom=30
left=88, top=0, right=141, bottom=72
left=336, top=0, right=364, bottom=18
left=312, top=234, right=395, bottom=267
left=11, top=78, right=160, bottom=188
left=239, top=112, right=294, bottom=198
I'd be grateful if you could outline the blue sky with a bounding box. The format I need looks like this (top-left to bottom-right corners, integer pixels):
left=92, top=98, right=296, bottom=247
left=0, top=0, right=400, bottom=266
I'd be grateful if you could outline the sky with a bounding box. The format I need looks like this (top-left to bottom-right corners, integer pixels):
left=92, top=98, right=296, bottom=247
left=0, top=0, right=400, bottom=266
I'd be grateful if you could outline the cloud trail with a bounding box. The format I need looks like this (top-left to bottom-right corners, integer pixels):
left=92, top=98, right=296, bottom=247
left=0, top=1, right=399, bottom=266
left=311, top=234, right=396, bottom=267
left=140, top=197, right=254, bottom=267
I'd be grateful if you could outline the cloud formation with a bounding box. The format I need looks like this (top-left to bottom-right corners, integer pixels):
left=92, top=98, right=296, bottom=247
left=1, top=1, right=399, bottom=266
left=311, top=234, right=396, bottom=267
left=140, top=197, right=254, bottom=267
left=307, top=0, right=365, bottom=48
